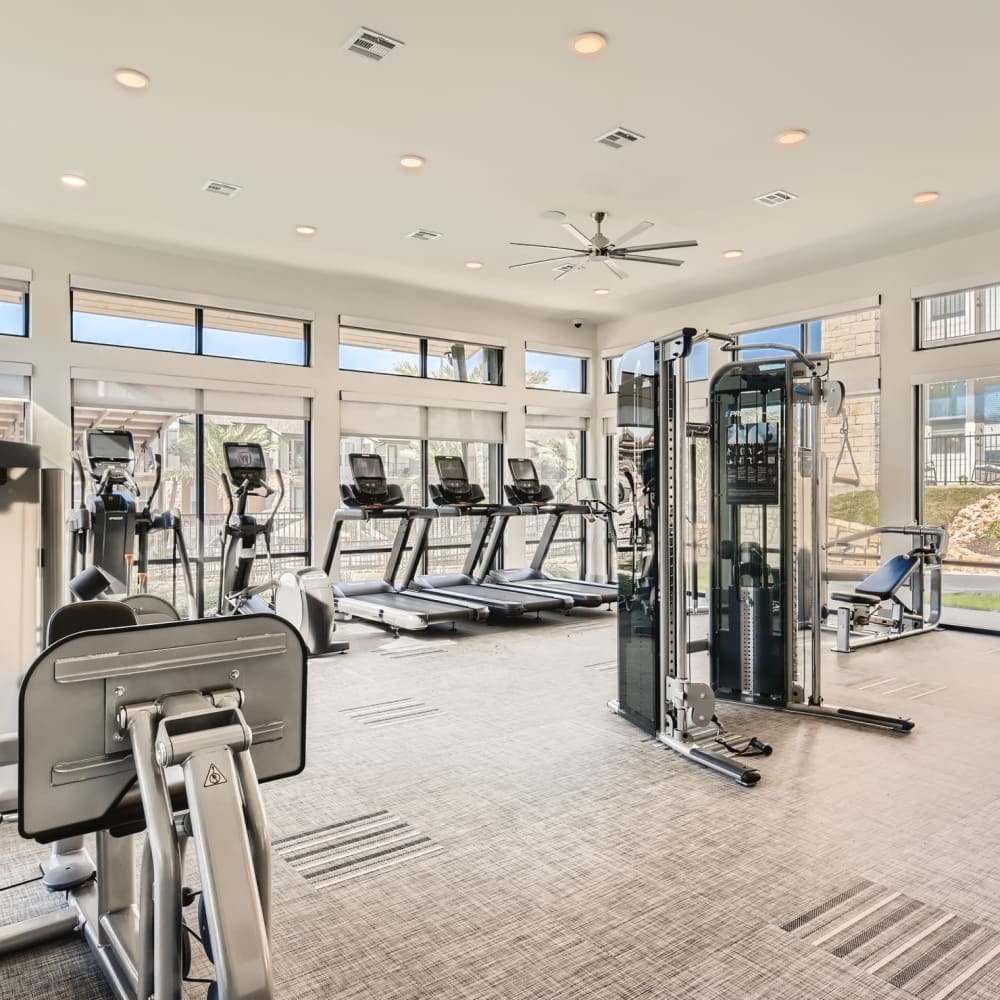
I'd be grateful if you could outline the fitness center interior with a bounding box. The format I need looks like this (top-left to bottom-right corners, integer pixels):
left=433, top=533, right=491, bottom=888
left=1, top=4, right=1000, bottom=999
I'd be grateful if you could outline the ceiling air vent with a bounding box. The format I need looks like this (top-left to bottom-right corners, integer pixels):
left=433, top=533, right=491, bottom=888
left=594, top=126, right=645, bottom=150
left=344, top=26, right=404, bottom=62
left=552, top=263, right=576, bottom=274
left=754, top=189, right=798, bottom=206
left=406, top=229, right=443, bottom=241
left=201, top=180, right=242, bottom=198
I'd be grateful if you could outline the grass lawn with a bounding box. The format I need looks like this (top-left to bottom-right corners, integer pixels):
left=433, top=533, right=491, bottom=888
left=942, top=592, right=1000, bottom=612
left=829, top=486, right=998, bottom=531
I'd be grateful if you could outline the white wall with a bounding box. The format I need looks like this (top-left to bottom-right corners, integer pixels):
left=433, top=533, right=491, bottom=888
left=596, top=225, right=1000, bottom=527
left=0, top=221, right=598, bottom=565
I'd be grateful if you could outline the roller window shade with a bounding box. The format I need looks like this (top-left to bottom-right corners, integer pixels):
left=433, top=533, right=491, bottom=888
left=524, top=412, right=589, bottom=431
left=340, top=401, right=425, bottom=437
left=0, top=374, right=29, bottom=400
left=426, top=407, right=502, bottom=443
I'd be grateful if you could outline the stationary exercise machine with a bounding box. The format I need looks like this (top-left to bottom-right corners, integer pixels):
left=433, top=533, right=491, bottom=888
left=401, top=457, right=574, bottom=617
left=471, top=457, right=618, bottom=607
left=825, top=524, right=947, bottom=651
left=610, top=330, right=913, bottom=787
left=322, top=453, right=490, bottom=633
left=67, top=428, right=196, bottom=617
left=2, top=612, right=307, bottom=1000
left=217, top=441, right=347, bottom=654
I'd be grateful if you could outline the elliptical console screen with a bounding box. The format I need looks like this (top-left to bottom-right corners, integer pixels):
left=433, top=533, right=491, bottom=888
left=225, top=443, right=266, bottom=476
left=436, top=457, right=468, bottom=491
left=87, top=430, right=133, bottom=464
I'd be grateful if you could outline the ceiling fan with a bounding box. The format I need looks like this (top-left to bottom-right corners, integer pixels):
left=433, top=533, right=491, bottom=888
left=510, top=210, right=697, bottom=281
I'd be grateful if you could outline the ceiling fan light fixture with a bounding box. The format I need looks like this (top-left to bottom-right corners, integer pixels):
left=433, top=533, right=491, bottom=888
left=573, top=32, right=607, bottom=55
left=593, top=288, right=610, bottom=296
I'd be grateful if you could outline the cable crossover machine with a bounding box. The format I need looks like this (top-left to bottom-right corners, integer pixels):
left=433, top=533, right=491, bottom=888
left=610, top=328, right=914, bottom=786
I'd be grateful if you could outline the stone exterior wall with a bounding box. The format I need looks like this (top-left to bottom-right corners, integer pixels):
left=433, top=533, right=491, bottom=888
left=821, top=307, right=880, bottom=360
left=822, top=394, right=879, bottom=494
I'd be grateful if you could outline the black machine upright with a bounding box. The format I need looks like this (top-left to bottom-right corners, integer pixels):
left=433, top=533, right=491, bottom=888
left=218, top=441, right=347, bottom=654
left=67, top=428, right=195, bottom=618
left=610, top=329, right=913, bottom=786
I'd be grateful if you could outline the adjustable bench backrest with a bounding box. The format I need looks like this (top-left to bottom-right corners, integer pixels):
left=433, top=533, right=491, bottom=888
left=18, top=615, right=306, bottom=842
left=855, top=553, right=919, bottom=601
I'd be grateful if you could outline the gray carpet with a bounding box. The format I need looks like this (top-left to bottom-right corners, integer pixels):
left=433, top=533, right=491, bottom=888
left=3, top=611, right=1000, bottom=999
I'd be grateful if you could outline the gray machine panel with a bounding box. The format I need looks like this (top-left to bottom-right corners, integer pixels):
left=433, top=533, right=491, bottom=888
left=19, top=614, right=307, bottom=841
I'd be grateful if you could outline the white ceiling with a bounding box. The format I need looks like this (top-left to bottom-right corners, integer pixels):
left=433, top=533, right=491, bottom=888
left=3, top=1, right=1000, bottom=320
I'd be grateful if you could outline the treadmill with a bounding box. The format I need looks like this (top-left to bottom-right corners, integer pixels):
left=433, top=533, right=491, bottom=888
left=479, top=457, right=618, bottom=607
left=321, top=454, right=489, bottom=633
left=398, top=458, right=572, bottom=618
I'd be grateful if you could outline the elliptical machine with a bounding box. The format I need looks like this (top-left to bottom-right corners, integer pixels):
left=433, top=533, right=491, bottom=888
left=218, top=441, right=347, bottom=655
left=67, top=428, right=195, bottom=619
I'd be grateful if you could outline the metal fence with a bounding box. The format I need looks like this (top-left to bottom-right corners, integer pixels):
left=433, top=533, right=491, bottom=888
left=924, top=433, right=1000, bottom=485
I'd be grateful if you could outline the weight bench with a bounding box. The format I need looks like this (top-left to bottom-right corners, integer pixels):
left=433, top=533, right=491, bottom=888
left=830, top=553, right=927, bottom=652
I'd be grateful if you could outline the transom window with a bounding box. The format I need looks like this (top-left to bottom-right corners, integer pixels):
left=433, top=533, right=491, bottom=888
left=525, top=351, right=587, bottom=393
left=0, top=281, right=29, bottom=338
left=71, top=289, right=309, bottom=366
left=917, top=282, right=1000, bottom=348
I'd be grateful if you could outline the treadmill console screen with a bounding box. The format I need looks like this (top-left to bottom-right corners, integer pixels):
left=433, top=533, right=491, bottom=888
left=508, top=458, right=541, bottom=496
left=87, top=430, right=134, bottom=465
left=225, top=443, right=266, bottom=477
left=436, top=457, right=468, bottom=492
left=351, top=454, right=385, bottom=483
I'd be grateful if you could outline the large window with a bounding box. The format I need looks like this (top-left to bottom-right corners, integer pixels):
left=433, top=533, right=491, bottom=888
left=0, top=281, right=28, bottom=338
left=919, top=376, right=1000, bottom=632
left=0, top=373, right=30, bottom=441
left=526, top=351, right=587, bottom=393
left=738, top=307, right=879, bottom=361
left=918, top=282, right=1000, bottom=348
left=71, top=289, right=309, bottom=365
left=72, top=383, right=311, bottom=616
left=340, top=324, right=503, bottom=384
left=525, top=426, right=585, bottom=577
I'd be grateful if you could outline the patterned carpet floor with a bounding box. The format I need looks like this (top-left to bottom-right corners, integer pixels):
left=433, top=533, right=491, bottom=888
left=2, top=611, right=999, bottom=999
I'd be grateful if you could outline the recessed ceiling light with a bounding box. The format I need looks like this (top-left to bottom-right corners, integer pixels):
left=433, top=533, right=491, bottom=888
left=114, top=67, right=150, bottom=90
left=723, top=249, right=744, bottom=259
left=776, top=129, right=808, bottom=145
left=593, top=288, right=610, bottom=296
left=573, top=32, right=607, bottom=55
left=295, top=225, right=318, bottom=236
left=400, top=154, right=425, bottom=170
left=912, top=190, right=940, bottom=205
left=61, top=174, right=87, bottom=188
left=465, top=261, right=483, bottom=269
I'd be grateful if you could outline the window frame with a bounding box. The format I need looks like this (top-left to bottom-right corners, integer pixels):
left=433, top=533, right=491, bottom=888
left=70, top=289, right=311, bottom=367
left=525, top=350, right=588, bottom=394
left=339, top=324, right=504, bottom=386
left=0, top=283, right=30, bottom=339
left=916, top=282, right=1000, bottom=351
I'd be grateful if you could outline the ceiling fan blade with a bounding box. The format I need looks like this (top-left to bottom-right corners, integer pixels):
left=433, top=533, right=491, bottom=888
left=509, top=255, right=586, bottom=269
left=561, top=223, right=593, bottom=248
left=619, top=240, right=698, bottom=253
left=510, top=242, right=587, bottom=253
left=604, top=260, right=629, bottom=280
left=610, top=221, right=654, bottom=247
left=553, top=263, right=584, bottom=282
left=615, top=253, right=685, bottom=266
